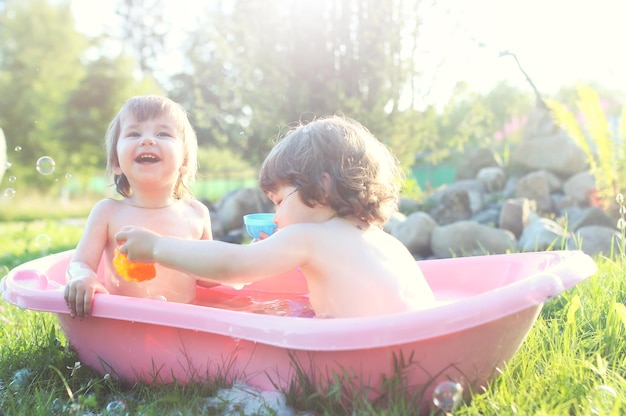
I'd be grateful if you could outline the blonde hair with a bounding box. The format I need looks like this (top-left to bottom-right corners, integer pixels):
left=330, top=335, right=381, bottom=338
left=105, top=95, right=198, bottom=199
left=259, top=115, right=404, bottom=225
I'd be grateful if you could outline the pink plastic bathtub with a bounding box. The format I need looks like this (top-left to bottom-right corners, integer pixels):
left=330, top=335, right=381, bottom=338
left=1, top=250, right=596, bottom=412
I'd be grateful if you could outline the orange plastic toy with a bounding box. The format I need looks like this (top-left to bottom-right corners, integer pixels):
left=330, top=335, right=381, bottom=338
left=113, top=246, right=156, bottom=282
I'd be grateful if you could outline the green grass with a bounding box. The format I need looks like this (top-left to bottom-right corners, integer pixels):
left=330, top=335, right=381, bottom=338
left=1, top=221, right=625, bottom=415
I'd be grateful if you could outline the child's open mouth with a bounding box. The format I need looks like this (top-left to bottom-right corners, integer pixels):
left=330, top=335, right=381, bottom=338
left=135, top=153, right=160, bottom=164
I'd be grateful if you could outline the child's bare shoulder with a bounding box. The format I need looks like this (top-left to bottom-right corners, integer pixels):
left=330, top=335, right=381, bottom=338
left=178, top=198, right=211, bottom=221
left=89, top=198, right=124, bottom=215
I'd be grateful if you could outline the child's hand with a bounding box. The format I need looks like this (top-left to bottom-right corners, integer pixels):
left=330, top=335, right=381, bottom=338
left=251, top=230, right=275, bottom=243
left=64, top=272, right=109, bottom=319
left=115, top=226, right=161, bottom=262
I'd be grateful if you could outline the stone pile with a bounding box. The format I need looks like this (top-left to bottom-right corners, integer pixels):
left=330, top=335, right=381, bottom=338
left=208, top=107, right=622, bottom=259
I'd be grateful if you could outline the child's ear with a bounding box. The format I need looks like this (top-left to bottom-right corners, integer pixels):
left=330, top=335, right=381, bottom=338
left=179, top=164, right=188, bottom=175
left=113, top=164, right=123, bottom=175
left=320, top=172, right=332, bottom=198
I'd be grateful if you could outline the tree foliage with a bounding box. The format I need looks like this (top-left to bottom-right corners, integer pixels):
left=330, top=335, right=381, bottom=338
left=172, top=0, right=428, bottom=167
left=115, top=0, right=168, bottom=79
left=0, top=0, right=86, bottom=187
left=60, top=55, right=150, bottom=180
left=0, top=0, right=543, bottom=198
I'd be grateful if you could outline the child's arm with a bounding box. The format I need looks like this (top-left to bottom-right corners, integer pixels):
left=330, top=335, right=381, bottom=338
left=64, top=200, right=112, bottom=318
left=191, top=198, right=213, bottom=241
left=193, top=199, right=217, bottom=288
left=115, top=225, right=310, bottom=286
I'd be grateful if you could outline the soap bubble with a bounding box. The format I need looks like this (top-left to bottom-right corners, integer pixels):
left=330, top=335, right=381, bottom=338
left=105, top=399, right=128, bottom=415
left=64, top=173, right=72, bottom=180
left=589, top=384, right=617, bottom=414
left=433, top=381, right=463, bottom=412
left=36, top=156, right=55, bottom=175
left=5, top=161, right=11, bottom=169
left=8, top=175, right=16, bottom=183
left=2, top=188, right=16, bottom=199
left=8, top=368, right=32, bottom=392
left=49, top=398, right=66, bottom=413
left=14, top=146, right=21, bottom=152
left=34, top=234, right=52, bottom=252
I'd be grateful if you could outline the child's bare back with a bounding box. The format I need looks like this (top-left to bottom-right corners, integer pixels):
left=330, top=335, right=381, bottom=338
left=286, top=218, right=433, bottom=318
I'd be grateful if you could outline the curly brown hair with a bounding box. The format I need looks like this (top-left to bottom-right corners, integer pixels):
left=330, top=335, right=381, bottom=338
left=105, top=95, right=198, bottom=199
left=259, top=115, right=404, bottom=226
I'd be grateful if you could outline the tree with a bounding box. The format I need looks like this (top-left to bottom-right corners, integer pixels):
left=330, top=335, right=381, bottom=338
left=172, top=0, right=427, bottom=168
left=114, top=0, right=169, bottom=80
left=60, top=55, right=151, bottom=181
left=0, top=0, right=86, bottom=188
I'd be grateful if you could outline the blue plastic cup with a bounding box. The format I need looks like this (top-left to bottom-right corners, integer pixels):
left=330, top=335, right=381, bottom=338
left=243, top=213, right=277, bottom=238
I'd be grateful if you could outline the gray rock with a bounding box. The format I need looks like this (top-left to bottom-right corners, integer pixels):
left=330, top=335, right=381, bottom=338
left=510, top=133, right=588, bottom=176
left=563, top=171, right=595, bottom=206
left=515, top=171, right=553, bottom=213
left=429, top=188, right=473, bottom=225
left=476, top=166, right=506, bottom=193
left=519, top=218, right=571, bottom=252
left=431, top=220, right=517, bottom=258
left=455, top=148, right=502, bottom=180
left=523, top=106, right=561, bottom=140
left=571, top=225, right=623, bottom=258
left=563, top=206, right=617, bottom=231
left=471, top=207, right=501, bottom=227
left=390, top=211, right=437, bottom=256
left=216, top=187, right=273, bottom=232
left=499, top=198, right=532, bottom=238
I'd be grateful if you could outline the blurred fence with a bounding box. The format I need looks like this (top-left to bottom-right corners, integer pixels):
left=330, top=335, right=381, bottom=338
left=410, top=165, right=456, bottom=190
left=61, top=174, right=257, bottom=203
left=59, top=166, right=454, bottom=203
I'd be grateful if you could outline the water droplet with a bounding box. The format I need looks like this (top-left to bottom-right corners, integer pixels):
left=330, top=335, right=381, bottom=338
left=2, top=188, right=16, bottom=199
left=14, top=146, right=21, bottom=152
left=34, top=234, right=52, bottom=252
left=36, top=156, right=55, bottom=175
left=105, top=399, right=127, bottom=415
left=8, top=175, right=16, bottom=183
left=433, top=381, right=463, bottom=412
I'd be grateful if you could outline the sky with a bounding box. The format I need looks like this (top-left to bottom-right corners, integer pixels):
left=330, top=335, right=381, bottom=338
left=416, top=0, right=626, bottom=104
left=70, top=0, right=626, bottom=108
